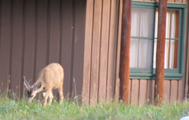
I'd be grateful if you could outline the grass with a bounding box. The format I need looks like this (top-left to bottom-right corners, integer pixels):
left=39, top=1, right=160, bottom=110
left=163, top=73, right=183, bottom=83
left=0, top=94, right=189, bottom=120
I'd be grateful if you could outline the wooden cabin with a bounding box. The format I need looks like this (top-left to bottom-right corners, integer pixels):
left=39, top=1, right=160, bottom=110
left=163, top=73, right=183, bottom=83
left=83, top=0, right=189, bottom=105
left=0, top=0, right=188, bottom=105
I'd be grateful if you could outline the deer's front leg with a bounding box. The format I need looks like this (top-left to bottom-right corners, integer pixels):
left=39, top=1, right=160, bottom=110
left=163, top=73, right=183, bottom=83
left=43, top=90, right=51, bottom=107
left=48, top=91, right=54, bottom=105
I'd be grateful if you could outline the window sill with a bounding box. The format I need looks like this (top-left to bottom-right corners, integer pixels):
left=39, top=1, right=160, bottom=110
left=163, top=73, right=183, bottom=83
left=130, top=73, right=183, bottom=80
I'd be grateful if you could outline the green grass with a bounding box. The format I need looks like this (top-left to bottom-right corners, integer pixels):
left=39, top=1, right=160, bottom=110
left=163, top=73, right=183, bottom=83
left=0, top=95, right=189, bottom=120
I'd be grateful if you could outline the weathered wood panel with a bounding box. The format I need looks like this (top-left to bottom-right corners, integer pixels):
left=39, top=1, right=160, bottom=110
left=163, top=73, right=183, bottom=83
left=22, top=0, right=36, bottom=96
left=175, top=0, right=182, bottom=3
left=170, top=80, right=178, bottom=103
left=35, top=0, right=48, bottom=81
left=98, top=0, right=111, bottom=103
left=90, top=0, right=102, bottom=105
left=115, top=0, right=123, bottom=102
left=48, top=0, right=61, bottom=64
left=72, top=0, right=86, bottom=99
left=144, top=0, right=153, bottom=1
left=10, top=0, right=24, bottom=96
left=168, top=0, right=175, bottom=3
left=129, top=79, right=182, bottom=104
left=133, top=0, right=185, bottom=3
left=60, top=0, right=73, bottom=98
left=139, top=79, right=148, bottom=105
left=183, top=0, right=187, bottom=3
left=178, top=80, right=183, bottom=102
left=0, top=0, right=11, bottom=92
left=106, top=0, right=119, bottom=103
left=131, top=79, right=139, bottom=105
left=126, top=79, right=184, bottom=105
left=0, top=0, right=86, bottom=101
left=147, top=80, right=155, bottom=104
left=82, top=0, right=94, bottom=105
left=164, top=80, right=171, bottom=102
left=48, top=0, right=61, bottom=97
left=82, top=0, right=120, bottom=104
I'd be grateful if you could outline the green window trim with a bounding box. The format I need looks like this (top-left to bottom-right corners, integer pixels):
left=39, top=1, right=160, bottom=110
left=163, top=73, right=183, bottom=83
left=130, top=1, right=186, bottom=80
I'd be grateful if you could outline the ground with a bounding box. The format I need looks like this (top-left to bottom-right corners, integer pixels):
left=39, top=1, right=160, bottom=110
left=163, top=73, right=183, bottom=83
left=0, top=94, right=189, bottom=120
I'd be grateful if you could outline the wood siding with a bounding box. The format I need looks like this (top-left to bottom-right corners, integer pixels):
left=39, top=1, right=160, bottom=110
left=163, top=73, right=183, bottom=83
left=0, top=0, right=86, bottom=99
left=133, top=0, right=186, bottom=3
left=82, top=0, right=119, bottom=105
left=83, top=0, right=187, bottom=105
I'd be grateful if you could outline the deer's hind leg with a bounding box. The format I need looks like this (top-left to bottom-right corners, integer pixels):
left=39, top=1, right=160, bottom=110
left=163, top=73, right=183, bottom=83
left=58, top=84, right=64, bottom=102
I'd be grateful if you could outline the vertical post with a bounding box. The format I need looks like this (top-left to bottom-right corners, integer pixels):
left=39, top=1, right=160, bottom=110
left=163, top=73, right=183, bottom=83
left=120, top=0, right=131, bottom=105
left=155, top=0, right=167, bottom=105
left=186, top=0, right=189, bottom=100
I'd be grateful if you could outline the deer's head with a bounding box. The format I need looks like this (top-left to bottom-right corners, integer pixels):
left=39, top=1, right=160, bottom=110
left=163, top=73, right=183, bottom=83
left=23, top=76, right=42, bottom=103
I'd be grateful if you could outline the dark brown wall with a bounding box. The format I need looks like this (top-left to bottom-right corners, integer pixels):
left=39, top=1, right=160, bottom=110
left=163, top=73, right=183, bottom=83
left=0, top=0, right=86, bottom=99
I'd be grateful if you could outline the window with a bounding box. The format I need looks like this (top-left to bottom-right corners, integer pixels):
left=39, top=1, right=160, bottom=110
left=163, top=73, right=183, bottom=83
left=130, top=2, right=186, bottom=79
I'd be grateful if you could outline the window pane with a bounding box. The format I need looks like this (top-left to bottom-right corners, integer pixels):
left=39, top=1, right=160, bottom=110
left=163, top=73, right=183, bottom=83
left=138, top=39, right=153, bottom=68
left=154, top=9, right=179, bottom=69
left=131, top=7, right=154, bottom=68
left=166, top=10, right=171, bottom=38
left=131, top=8, right=140, bottom=36
left=164, top=40, right=178, bottom=69
left=171, top=10, right=180, bottom=39
left=153, top=39, right=157, bottom=68
left=131, top=8, right=154, bottom=37
left=130, top=39, right=153, bottom=68
left=153, top=39, right=178, bottom=69
left=169, top=40, right=178, bottom=68
left=130, top=39, right=139, bottom=68
left=164, top=40, right=170, bottom=68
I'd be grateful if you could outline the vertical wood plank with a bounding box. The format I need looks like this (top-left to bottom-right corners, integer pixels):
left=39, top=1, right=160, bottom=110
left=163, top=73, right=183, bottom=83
left=115, top=0, right=123, bottom=102
left=147, top=80, right=155, bottom=104
left=0, top=0, right=11, bottom=92
left=139, top=79, right=147, bottom=105
left=23, top=0, right=36, bottom=92
left=10, top=0, right=24, bottom=96
left=61, top=0, right=73, bottom=98
left=82, top=0, right=94, bottom=105
left=98, top=0, right=111, bottom=103
left=175, top=0, right=182, bottom=3
left=183, top=0, right=187, bottom=3
left=144, top=0, right=152, bottom=1
left=35, top=0, right=48, bottom=79
left=178, top=80, right=183, bottom=102
left=164, top=80, right=171, bottom=102
left=35, top=0, right=48, bottom=100
left=72, top=0, right=86, bottom=99
left=106, top=0, right=119, bottom=103
left=129, top=79, right=132, bottom=103
left=90, top=0, right=102, bottom=105
left=48, top=0, right=60, bottom=63
left=48, top=0, right=61, bottom=97
left=167, top=0, right=174, bottom=3
left=131, top=79, right=139, bottom=105
left=170, top=80, right=178, bottom=103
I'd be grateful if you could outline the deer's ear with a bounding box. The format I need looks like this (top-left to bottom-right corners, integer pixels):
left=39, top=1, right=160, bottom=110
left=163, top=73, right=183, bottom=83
left=23, top=76, right=31, bottom=90
left=34, top=82, right=42, bottom=90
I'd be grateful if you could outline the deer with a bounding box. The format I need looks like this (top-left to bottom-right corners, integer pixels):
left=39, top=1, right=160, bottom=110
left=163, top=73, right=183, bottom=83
left=23, top=63, right=64, bottom=107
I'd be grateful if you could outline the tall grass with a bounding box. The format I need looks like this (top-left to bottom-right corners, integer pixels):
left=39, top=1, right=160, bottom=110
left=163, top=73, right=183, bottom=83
left=0, top=94, right=189, bottom=120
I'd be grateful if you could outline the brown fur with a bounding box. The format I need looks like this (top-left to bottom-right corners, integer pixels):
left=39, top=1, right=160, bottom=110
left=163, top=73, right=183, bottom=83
left=23, top=63, right=64, bottom=107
